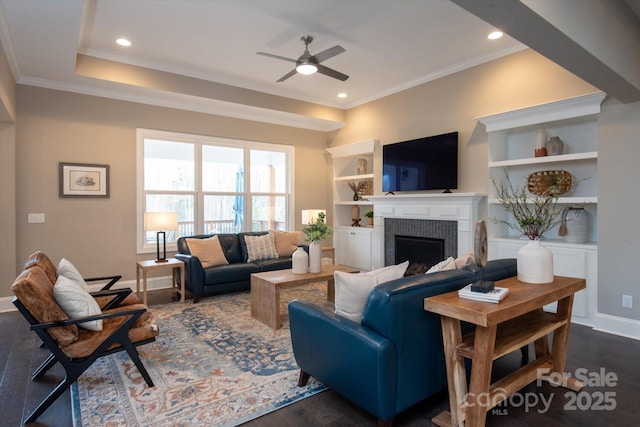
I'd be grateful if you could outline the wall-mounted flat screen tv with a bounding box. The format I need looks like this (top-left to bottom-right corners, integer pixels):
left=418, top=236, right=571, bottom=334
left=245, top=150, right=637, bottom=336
left=382, top=131, right=458, bottom=193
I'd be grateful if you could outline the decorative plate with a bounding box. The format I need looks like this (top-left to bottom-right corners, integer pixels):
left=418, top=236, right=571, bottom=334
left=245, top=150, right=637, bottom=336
left=527, top=170, right=572, bottom=196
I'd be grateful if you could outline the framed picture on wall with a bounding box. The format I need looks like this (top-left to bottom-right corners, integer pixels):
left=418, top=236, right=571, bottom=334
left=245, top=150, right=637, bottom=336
left=59, top=162, right=110, bottom=198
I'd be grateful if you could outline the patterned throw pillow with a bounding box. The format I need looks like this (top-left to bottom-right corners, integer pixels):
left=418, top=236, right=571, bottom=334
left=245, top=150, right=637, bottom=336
left=244, top=233, right=279, bottom=262
left=270, top=230, right=302, bottom=257
left=186, top=235, right=229, bottom=268
left=426, top=257, right=456, bottom=274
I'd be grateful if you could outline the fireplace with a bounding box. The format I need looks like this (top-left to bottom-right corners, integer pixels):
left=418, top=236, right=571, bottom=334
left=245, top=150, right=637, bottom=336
left=368, top=193, right=485, bottom=269
left=384, top=218, right=457, bottom=267
left=394, top=235, right=444, bottom=269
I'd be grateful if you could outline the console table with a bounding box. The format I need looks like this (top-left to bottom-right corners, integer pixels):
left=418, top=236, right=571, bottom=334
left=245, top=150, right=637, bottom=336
left=424, top=275, right=586, bottom=427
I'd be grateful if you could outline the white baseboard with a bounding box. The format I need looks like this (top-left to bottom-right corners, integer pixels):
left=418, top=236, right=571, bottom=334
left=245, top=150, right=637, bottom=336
left=0, top=275, right=176, bottom=313
left=593, top=312, right=640, bottom=340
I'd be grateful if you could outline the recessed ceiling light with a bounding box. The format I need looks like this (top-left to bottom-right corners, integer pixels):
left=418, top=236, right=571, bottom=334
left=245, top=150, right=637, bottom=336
left=116, top=38, right=132, bottom=47
left=337, top=93, right=347, bottom=98
left=488, top=31, right=503, bottom=40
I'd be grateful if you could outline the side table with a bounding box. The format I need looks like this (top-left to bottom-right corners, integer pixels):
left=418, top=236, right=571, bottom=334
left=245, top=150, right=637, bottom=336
left=136, top=258, right=185, bottom=305
left=424, top=275, right=586, bottom=427
left=321, top=246, right=336, bottom=264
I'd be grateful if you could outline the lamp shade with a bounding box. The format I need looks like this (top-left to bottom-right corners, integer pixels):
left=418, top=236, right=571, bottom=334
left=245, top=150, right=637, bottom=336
left=144, top=212, right=179, bottom=231
left=301, top=209, right=326, bottom=225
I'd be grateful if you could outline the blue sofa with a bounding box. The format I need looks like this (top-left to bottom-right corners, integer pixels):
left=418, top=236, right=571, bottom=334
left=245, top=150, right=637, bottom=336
left=288, top=258, right=517, bottom=426
left=175, top=232, right=296, bottom=302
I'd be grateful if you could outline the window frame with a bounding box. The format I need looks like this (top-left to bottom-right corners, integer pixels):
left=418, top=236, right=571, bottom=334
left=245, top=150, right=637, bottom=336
left=136, top=128, right=295, bottom=255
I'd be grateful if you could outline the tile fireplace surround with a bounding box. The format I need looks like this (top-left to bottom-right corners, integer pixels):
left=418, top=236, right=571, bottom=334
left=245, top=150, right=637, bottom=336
left=367, top=193, right=485, bottom=269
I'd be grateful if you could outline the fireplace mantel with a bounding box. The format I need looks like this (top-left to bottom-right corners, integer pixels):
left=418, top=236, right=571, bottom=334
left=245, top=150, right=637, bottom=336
left=368, top=193, right=486, bottom=268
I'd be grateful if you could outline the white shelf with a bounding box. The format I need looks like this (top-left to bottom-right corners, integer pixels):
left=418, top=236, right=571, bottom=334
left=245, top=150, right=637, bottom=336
left=326, top=140, right=377, bottom=159
left=489, top=152, right=597, bottom=168
left=335, top=173, right=374, bottom=181
left=488, top=196, right=597, bottom=205
left=335, top=200, right=374, bottom=206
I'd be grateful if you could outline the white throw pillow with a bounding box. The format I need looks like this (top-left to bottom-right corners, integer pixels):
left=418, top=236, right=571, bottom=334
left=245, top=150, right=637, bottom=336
left=334, top=261, right=409, bottom=322
left=58, top=258, right=88, bottom=288
left=53, top=274, right=103, bottom=331
left=426, top=256, right=456, bottom=274
left=245, top=233, right=279, bottom=262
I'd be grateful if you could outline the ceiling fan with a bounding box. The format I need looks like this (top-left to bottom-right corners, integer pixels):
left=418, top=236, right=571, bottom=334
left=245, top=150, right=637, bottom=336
left=257, top=35, right=349, bottom=82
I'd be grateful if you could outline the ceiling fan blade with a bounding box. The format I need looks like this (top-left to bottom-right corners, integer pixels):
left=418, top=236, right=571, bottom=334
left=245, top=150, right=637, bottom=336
left=316, top=64, right=349, bottom=81
left=311, top=45, right=345, bottom=63
left=256, top=52, right=297, bottom=64
left=276, top=69, right=298, bottom=82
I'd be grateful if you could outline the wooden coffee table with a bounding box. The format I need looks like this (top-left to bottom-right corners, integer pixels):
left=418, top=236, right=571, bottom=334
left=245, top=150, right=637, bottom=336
left=251, top=265, right=358, bottom=329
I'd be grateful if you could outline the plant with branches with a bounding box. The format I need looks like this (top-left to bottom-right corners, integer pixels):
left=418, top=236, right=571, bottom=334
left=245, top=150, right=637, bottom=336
left=491, top=170, right=566, bottom=240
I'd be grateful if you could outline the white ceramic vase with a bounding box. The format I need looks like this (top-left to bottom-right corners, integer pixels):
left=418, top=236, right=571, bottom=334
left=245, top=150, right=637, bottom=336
left=292, top=245, right=308, bottom=274
left=309, top=241, right=322, bottom=273
left=517, top=239, right=554, bottom=284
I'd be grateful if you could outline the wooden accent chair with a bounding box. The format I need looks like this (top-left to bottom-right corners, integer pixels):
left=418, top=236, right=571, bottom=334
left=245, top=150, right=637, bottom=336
left=11, top=253, right=159, bottom=424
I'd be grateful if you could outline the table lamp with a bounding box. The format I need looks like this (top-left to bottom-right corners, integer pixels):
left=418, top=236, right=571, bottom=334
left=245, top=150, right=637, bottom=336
left=301, top=209, right=326, bottom=225
left=144, top=212, right=178, bottom=263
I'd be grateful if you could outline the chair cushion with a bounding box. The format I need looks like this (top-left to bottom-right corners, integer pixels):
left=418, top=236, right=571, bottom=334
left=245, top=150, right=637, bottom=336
left=11, top=268, right=79, bottom=346
left=186, top=235, right=229, bottom=268
left=61, top=304, right=159, bottom=359
left=24, top=251, right=58, bottom=284
left=271, top=230, right=301, bottom=257
left=54, top=274, right=103, bottom=331
left=334, top=261, right=409, bottom=322
left=244, top=233, right=278, bottom=262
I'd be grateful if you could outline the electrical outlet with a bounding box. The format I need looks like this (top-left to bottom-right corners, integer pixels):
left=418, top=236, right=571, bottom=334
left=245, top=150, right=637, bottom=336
left=28, top=213, right=45, bottom=223
left=622, top=295, right=633, bottom=309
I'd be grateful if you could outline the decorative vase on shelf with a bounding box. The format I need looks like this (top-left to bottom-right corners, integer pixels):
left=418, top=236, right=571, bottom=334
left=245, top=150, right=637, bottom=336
left=517, top=239, right=554, bottom=284
left=292, top=245, right=309, bottom=274
left=534, top=128, right=548, bottom=157
left=547, top=136, right=564, bottom=156
left=308, top=241, right=322, bottom=273
left=356, top=158, right=368, bottom=175
left=559, top=207, right=589, bottom=243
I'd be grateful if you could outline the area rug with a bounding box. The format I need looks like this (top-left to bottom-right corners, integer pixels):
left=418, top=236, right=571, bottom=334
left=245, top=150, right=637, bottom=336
left=71, top=282, right=330, bottom=426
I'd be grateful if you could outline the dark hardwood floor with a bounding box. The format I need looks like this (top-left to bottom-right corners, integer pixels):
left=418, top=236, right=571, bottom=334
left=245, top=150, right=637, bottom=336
left=2, top=288, right=639, bottom=427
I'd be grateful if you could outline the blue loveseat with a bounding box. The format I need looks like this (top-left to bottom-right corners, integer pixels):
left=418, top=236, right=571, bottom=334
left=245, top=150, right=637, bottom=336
left=288, top=258, right=517, bottom=426
left=175, top=232, right=297, bottom=302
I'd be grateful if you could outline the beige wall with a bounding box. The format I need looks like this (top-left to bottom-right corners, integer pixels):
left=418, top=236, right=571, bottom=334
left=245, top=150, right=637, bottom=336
left=0, top=40, right=17, bottom=299
left=598, top=99, right=640, bottom=321
left=7, top=86, right=330, bottom=297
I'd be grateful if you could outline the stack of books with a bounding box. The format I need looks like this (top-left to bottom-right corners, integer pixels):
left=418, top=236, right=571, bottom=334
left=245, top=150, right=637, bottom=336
left=458, top=284, right=509, bottom=303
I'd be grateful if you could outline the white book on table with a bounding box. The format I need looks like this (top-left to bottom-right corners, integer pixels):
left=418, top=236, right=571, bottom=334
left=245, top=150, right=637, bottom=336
left=457, top=284, right=509, bottom=303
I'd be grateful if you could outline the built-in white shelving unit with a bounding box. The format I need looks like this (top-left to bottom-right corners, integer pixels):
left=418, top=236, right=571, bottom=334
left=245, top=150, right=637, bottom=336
left=477, top=91, right=606, bottom=326
left=326, top=140, right=378, bottom=270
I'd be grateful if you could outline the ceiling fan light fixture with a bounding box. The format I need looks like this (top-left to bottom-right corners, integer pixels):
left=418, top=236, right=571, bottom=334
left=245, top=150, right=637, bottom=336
left=296, top=63, right=318, bottom=75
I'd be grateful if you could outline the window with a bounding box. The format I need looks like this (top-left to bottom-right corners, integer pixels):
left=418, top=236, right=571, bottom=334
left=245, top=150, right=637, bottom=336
left=137, top=129, right=294, bottom=254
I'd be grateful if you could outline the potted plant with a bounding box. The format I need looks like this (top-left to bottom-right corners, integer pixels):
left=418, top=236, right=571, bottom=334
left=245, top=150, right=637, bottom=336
left=491, top=170, right=567, bottom=284
left=302, top=211, right=333, bottom=273
left=365, top=210, right=374, bottom=226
